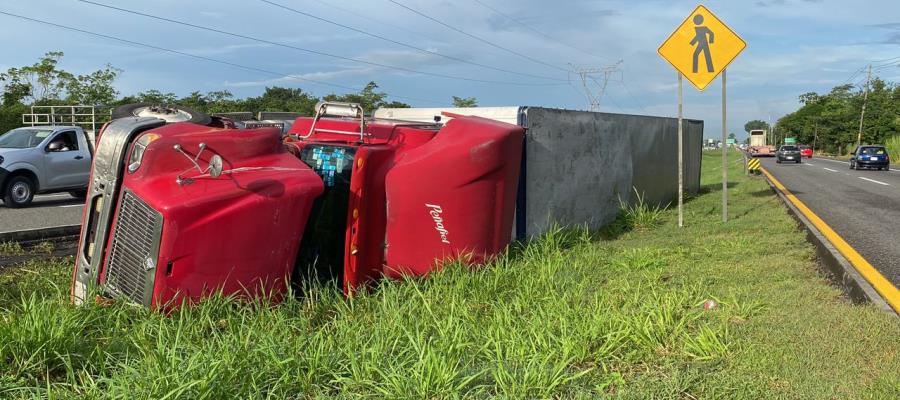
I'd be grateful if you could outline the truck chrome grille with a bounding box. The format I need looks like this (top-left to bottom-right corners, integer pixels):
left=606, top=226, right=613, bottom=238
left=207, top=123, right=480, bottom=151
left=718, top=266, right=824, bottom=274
left=104, top=191, right=162, bottom=305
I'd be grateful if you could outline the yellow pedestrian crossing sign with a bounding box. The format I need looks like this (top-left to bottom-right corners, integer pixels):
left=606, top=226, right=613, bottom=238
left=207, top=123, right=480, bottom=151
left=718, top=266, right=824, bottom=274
left=658, top=4, right=746, bottom=91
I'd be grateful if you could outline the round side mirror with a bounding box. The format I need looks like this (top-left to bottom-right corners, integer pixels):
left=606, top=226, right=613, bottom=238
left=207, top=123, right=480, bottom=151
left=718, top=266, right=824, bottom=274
left=47, top=141, right=63, bottom=152
left=209, top=155, right=223, bottom=178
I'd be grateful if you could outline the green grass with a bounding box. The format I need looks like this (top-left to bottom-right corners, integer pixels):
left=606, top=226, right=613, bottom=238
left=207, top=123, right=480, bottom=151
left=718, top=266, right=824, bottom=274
left=1, top=151, right=898, bottom=399
left=886, top=135, right=900, bottom=163
left=0, top=241, right=55, bottom=257
left=0, top=241, right=25, bottom=256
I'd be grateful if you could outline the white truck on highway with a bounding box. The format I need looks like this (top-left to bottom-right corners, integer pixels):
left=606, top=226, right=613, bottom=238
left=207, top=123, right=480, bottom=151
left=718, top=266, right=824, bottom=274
left=748, top=129, right=775, bottom=157
left=0, top=125, right=93, bottom=207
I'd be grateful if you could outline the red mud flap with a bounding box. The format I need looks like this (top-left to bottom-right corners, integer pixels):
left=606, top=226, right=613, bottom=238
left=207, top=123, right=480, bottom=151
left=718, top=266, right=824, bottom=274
left=383, top=116, right=524, bottom=277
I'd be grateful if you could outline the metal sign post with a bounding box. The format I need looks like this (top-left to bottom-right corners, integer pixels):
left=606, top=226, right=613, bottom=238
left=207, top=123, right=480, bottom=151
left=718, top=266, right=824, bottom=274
left=678, top=73, right=684, bottom=228
left=658, top=4, right=745, bottom=226
left=721, top=69, right=728, bottom=222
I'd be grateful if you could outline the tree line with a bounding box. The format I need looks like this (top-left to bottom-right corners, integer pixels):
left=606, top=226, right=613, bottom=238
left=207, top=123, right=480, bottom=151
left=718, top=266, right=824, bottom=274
left=0, top=52, right=478, bottom=134
left=770, top=77, right=900, bottom=154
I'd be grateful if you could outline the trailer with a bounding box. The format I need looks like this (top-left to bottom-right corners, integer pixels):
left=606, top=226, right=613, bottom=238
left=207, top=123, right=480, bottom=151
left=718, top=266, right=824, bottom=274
left=748, top=129, right=774, bottom=157
left=376, top=107, right=704, bottom=239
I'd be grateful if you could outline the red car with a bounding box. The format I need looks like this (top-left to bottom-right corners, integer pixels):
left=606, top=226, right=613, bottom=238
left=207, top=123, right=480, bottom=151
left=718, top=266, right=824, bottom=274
left=799, top=145, right=813, bottom=158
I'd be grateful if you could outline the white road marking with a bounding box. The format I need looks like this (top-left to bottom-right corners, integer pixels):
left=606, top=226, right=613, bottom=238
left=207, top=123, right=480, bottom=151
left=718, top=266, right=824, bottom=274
left=823, top=168, right=837, bottom=172
left=58, top=204, right=84, bottom=208
left=818, top=158, right=849, bottom=164
left=859, top=177, right=890, bottom=186
left=805, top=163, right=816, bottom=166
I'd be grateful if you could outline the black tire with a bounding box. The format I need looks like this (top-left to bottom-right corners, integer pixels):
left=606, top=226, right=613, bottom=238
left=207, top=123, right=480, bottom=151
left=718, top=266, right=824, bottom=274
left=849, top=162, right=854, bottom=170
left=112, top=103, right=212, bottom=125
left=796, top=160, right=801, bottom=164
left=69, top=190, right=87, bottom=199
left=886, top=165, right=891, bottom=171
left=776, top=159, right=781, bottom=164
left=3, top=175, right=35, bottom=208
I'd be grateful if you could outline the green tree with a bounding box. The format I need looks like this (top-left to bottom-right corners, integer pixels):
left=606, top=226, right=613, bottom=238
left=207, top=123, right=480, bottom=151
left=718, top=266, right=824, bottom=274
left=774, top=79, right=900, bottom=154
left=743, top=119, right=769, bottom=134
left=451, top=96, right=478, bottom=107
left=135, top=90, right=178, bottom=104
left=323, top=82, right=409, bottom=113
left=0, top=52, right=121, bottom=107
left=248, top=87, right=319, bottom=115
left=0, top=51, right=74, bottom=104
left=66, top=65, right=122, bottom=105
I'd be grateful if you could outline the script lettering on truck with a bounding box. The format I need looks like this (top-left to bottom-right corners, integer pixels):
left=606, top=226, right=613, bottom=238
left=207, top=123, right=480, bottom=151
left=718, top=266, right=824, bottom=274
left=426, top=203, right=451, bottom=244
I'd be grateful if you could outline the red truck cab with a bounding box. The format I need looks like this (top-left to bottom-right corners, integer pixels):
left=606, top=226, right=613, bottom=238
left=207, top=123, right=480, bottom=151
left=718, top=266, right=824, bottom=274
left=72, top=103, right=523, bottom=309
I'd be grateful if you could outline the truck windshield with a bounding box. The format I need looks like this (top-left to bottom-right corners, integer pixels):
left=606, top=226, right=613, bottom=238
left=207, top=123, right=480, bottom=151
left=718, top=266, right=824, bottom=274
left=0, top=128, right=54, bottom=149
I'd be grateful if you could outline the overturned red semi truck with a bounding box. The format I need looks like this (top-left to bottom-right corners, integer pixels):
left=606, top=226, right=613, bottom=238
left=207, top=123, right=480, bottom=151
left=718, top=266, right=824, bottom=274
left=71, top=102, right=523, bottom=308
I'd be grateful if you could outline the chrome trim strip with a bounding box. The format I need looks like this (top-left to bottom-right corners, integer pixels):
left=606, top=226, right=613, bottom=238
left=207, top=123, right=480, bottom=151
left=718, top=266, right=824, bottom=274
left=74, top=117, right=166, bottom=304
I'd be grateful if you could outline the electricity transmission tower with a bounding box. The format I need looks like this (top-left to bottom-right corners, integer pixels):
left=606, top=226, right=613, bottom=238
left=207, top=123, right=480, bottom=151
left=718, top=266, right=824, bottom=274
left=570, top=61, right=623, bottom=112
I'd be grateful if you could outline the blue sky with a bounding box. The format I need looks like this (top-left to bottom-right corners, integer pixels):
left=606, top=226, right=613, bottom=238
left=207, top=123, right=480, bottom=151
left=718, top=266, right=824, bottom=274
left=2, top=0, right=899, bottom=139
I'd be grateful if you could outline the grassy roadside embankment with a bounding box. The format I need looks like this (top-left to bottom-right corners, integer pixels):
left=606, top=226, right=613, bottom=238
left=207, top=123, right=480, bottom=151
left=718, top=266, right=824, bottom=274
left=1, top=151, right=898, bottom=399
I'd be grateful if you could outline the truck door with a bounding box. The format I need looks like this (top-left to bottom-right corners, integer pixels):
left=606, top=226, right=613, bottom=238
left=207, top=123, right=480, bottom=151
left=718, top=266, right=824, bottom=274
left=43, top=130, right=89, bottom=189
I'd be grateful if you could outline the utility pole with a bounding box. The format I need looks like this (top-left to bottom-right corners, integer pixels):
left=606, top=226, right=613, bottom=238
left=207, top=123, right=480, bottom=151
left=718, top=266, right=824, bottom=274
left=812, top=122, right=818, bottom=154
left=857, top=64, right=872, bottom=148
left=570, top=61, right=623, bottom=112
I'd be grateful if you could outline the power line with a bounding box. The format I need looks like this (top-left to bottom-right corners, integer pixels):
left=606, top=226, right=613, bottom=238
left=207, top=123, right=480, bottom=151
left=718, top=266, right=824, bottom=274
left=0, top=11, right=446, bottom=105
left=77, top=0, right=564, bottom=87
left=869, top=55, right=900, bottom=64
left=308, top=0, right=436, bottom=42
left=259, top=0, right=567, bottom=82
left=841, top=66, right=866, bottom=85
left=386, top=0, right=572, bottom=74
left=470, top=0, right=610, bottom=62
left=618, top=79, right=648, bottom=114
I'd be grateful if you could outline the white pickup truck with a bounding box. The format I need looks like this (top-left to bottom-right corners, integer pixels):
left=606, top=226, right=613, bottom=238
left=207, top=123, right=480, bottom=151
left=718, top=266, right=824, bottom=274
left=0, top=125, right=93, bottom=207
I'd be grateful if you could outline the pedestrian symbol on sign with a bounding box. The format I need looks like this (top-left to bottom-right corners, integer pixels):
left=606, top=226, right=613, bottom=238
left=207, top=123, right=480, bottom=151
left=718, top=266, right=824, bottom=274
left=690, top=15, right=714, bottom=73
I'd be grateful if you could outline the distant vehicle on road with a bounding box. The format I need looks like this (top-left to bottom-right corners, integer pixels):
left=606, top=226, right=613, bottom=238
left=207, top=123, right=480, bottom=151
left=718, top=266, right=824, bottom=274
left=749, top=129, right=775, bottom=157
left=775, top=145, right=802, bottom=164
left=849, top=145, right=890, bottom=171
left=799, top=145, right=813, bottom=158
left=0, top=126, right=93, bottom=207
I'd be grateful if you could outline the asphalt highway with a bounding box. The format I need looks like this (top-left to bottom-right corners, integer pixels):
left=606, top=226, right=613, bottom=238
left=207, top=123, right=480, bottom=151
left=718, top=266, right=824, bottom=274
left=0, top=193, right=84, bottom=233
left=759, top=156, right=900, bottom=287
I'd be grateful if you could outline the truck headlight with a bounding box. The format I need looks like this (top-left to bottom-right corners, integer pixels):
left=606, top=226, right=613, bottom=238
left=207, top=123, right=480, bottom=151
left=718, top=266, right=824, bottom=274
left=127, top=133, right=160, bottom=173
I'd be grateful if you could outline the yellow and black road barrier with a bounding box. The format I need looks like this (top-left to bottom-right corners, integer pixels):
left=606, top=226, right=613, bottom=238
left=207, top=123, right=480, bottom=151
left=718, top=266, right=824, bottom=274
left=747, top=158, right=761, bottom=173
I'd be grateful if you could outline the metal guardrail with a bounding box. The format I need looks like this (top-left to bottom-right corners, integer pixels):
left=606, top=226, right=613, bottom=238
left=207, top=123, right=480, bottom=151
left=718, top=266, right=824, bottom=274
left=0, top=224, right=81, bottom=244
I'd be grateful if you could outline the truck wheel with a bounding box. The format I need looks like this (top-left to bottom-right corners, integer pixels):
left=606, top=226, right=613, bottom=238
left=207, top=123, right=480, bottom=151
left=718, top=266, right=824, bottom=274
left=69, top=190, right=87, bottom=199
left=3, top=176, right=35, bottom=208
left=112, top=103, right=212, bottom=125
